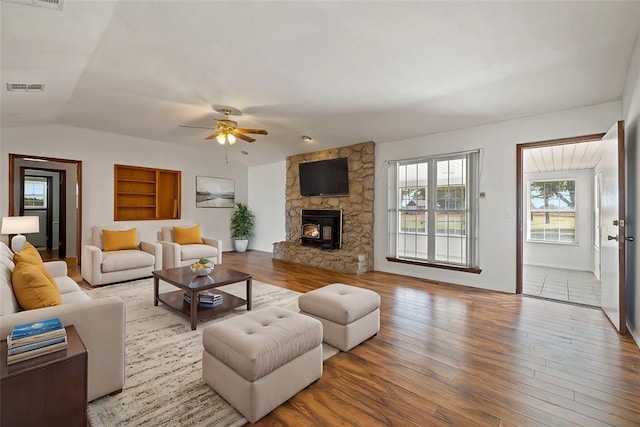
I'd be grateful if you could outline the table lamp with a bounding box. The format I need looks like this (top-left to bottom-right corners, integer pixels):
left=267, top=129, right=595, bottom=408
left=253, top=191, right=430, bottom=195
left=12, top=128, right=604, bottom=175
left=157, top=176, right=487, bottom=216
left=1, top=216, right=40, bottom=252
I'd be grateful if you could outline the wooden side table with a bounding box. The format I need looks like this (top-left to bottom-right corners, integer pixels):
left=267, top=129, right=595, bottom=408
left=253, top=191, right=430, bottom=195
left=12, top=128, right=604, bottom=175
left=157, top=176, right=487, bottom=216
left=1, top=325, right=88, bottom=427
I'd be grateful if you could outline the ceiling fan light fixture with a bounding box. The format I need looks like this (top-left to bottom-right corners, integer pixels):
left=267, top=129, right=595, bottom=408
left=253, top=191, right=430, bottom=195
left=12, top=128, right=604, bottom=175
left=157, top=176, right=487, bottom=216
left=181, top=105, right=267, bottom=145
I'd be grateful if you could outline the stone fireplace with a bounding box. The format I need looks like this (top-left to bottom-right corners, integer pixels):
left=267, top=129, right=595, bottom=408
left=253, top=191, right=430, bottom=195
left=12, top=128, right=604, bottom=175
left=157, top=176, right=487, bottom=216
left=301, top=209, right=342, bottom=249
left=273, top=141, right=375, bottom=274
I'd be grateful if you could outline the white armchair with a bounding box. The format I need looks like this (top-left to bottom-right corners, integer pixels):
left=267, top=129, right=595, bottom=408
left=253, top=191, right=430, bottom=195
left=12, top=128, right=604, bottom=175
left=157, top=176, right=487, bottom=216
left=157, top=225, right=222, bottom=269
left=81, top=226, right=162, bottom=286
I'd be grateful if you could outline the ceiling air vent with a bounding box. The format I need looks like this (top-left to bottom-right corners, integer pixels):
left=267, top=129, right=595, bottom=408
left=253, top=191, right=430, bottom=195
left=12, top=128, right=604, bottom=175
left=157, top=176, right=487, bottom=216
left=3, top=0, right=63, bottom=11
left=6, top=83, right=45, bottom=92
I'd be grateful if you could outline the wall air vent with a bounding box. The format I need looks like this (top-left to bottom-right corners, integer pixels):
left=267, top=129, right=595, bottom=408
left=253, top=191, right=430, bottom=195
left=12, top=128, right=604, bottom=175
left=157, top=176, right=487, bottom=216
left=6, top=83, right=45, bottom=92
left=3, top=0, right=63, bottom=11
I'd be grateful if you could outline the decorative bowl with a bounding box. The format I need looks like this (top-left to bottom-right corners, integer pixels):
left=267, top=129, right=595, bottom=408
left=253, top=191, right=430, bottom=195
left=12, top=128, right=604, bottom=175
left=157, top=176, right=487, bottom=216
left=190, top=264, right=213, bottom=276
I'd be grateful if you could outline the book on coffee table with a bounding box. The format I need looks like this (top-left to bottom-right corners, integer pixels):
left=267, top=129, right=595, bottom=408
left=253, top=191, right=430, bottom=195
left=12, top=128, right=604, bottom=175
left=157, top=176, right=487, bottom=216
left=183, top=291, right=223, bottom=306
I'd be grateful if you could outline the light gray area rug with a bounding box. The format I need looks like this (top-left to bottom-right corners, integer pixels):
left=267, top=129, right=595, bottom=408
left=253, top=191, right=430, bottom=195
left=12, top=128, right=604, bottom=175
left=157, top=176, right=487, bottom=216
left=86, top=278, right=338, bottom=427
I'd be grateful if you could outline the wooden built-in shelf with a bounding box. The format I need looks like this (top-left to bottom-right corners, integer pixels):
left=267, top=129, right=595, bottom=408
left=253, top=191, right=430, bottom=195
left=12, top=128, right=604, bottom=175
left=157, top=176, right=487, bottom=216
left=114, top=164, right=181, bottom=221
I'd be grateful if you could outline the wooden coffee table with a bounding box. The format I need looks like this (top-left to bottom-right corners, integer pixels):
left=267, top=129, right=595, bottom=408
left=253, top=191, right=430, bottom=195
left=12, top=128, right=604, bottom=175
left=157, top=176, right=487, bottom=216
left=153, top=266, right=252, bottom=330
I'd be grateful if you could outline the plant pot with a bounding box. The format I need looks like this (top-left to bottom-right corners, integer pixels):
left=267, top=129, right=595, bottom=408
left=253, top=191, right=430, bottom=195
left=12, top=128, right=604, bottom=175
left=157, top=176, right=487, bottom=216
left=234, top=239, right=249, bottom=253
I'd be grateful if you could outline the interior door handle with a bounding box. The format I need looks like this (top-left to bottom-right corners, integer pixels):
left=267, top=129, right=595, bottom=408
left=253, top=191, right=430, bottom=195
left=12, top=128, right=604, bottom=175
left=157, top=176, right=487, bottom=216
left=608, top=235, right=619, bottom=241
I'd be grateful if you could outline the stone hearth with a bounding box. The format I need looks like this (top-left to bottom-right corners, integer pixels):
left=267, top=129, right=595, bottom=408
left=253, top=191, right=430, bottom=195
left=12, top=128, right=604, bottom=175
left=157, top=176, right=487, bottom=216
left=273, top=141, right=375, bottom=274
left=273, top=241, right=369, bottom=274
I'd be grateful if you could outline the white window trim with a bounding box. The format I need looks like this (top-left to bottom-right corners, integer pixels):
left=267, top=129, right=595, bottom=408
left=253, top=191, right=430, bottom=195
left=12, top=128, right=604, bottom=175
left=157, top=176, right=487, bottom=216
left=388, top=150, right=480, bottom=269
left=526, top=178, right=577, bottom=244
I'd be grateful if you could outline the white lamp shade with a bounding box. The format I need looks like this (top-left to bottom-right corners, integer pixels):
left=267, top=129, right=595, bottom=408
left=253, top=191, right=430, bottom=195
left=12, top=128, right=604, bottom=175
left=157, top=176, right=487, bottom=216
left=1, top=216, right=40, bottom=234
left=1, top=216, right=39, bottom=252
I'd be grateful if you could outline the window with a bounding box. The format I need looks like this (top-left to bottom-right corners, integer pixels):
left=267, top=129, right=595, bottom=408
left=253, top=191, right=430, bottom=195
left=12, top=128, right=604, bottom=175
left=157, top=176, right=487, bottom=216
left=528, top=179, right=576, bottom=243
left=388, top=151, right=480, bottom=269
left=24, top=176, right=47, bottom=209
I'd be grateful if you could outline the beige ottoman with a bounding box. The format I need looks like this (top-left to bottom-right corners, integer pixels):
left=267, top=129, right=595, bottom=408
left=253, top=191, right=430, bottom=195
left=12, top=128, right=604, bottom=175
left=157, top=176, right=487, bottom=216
left=299, top=283, right=381, bottom=352
left=202, top=306, right=323, bottom=423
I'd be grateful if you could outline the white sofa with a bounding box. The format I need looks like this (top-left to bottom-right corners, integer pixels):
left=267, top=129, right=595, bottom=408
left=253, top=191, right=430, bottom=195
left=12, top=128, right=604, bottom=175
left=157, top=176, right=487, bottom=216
left=157, top=225, right=222, bottom=269
left=0, top=242, right=126, bottom=402
left=82, top=226, right=162, bottom=286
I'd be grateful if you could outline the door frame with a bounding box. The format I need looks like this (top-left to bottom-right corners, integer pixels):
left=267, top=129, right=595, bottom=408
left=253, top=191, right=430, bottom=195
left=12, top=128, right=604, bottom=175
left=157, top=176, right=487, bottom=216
left=20, top=168, right=65, bottom=255
left=515, top=132, right=605, bottom=294
left=8, top=154, right=82, bottom=264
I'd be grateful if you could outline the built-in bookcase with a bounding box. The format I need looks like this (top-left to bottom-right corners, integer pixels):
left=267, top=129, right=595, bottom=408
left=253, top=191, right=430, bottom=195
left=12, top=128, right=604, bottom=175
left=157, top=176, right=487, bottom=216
left=114, top=164, right=181, bottom=221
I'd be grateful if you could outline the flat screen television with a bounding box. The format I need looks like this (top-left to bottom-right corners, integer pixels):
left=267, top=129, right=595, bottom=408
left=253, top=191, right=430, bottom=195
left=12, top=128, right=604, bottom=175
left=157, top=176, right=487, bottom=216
left=299, top=157, right=349, bottom=197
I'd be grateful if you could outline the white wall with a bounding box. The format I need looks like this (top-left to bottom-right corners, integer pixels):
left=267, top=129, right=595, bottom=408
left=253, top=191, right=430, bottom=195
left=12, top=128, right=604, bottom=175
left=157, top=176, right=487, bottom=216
left=0, top=125, right=248, bottom=252
left=523, top=169, right=594, bottom=271
left=375, top=101, right=621, bottom=293
left=248, top=161, right=286, bottom=252
left=0, top=102, right=630, bottom=299
left=622, top=35, right=640, bottom=344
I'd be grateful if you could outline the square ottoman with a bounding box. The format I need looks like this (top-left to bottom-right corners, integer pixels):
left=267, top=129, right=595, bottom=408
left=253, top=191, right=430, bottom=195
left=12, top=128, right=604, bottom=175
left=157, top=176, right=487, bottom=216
left=202, top=306, right=323, bottom=423
left=298, top=283, right=381, bottom=352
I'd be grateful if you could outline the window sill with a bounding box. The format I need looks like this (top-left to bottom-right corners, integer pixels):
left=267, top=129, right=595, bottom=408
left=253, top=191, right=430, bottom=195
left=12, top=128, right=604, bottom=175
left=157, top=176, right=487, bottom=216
left=386, top=257, right=481, bottom=274
left=526, top=240, right=579, bottom=246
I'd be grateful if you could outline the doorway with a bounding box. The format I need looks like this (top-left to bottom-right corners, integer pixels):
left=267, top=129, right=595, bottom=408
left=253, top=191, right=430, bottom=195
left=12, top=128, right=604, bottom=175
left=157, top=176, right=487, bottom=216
left=9, top=154, right=82, bottom=265
left=516, top=133, right=605, bottom=307
left=20, top=169, right=66, bottom=259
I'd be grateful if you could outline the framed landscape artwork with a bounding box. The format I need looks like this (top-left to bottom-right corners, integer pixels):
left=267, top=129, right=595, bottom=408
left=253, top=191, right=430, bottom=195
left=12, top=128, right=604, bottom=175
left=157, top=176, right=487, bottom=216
left=196, top=176, right=235, bottom=208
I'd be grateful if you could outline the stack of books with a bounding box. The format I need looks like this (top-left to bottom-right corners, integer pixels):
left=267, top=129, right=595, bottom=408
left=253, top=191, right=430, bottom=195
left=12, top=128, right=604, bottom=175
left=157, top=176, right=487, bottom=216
left=184, top=290, right=223, bottom=306
left=6, top=318, right=67, bottom=365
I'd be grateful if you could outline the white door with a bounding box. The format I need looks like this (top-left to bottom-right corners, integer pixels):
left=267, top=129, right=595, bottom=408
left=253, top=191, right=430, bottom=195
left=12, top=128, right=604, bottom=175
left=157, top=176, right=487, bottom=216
left=593, top=172, right=602, bottom=280
left=600, top=121, right=626, bottom=333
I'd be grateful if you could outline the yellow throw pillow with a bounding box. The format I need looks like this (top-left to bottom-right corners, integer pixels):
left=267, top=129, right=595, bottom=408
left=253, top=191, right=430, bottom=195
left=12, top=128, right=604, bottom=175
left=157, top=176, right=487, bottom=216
left=13, top=242, right=43, bottom=265
left=174, top=225, right=203, bottom=245
left=13, top=242, right=57, bottom=285
left=103, top=228, right=139, bottom=251
left=12, top=262, right=62, bottom=310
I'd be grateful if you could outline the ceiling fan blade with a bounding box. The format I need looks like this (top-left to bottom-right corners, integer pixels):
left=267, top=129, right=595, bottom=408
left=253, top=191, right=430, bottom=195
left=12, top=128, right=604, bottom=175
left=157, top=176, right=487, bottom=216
left=234, top=133, right=256, bottom=143
left=236, top=128, right=268, bottom=135
left=179, top=125, right=218, bottom=130
left=205, top=131, right=221, bottom=140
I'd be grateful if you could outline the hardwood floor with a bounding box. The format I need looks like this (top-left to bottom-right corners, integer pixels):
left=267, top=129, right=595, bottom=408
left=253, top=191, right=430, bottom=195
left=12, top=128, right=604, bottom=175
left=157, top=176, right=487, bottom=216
left=69, top=251, right=640, bottom=426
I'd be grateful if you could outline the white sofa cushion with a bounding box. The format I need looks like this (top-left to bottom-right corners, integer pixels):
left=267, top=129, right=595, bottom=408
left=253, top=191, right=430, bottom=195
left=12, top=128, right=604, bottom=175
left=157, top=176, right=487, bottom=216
left=180, top=244, right=219, bottom=261
left=101, top=250, right=155, bottom=273
left=54, top=276, right=85, bottom=295
left=61, top=291, right=92, bottom=304
left=0, top=263, right=20, bottom=315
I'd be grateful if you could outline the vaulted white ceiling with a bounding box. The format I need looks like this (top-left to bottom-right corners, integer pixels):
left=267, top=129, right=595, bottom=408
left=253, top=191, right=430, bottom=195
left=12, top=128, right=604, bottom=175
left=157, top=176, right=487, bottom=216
left=2, top=1, right=639, bottom=166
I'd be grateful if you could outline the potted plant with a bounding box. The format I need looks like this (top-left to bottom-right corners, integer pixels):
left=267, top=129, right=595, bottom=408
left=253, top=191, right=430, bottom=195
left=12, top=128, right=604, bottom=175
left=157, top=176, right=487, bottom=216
left=230, top=202, right=254, bottom=253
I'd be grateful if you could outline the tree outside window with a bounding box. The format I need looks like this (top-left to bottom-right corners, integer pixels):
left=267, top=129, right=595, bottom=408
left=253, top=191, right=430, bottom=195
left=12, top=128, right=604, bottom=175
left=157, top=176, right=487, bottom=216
left=529, top=179, right=576, bottom=243
left=400, top=187, right=426, bottom=233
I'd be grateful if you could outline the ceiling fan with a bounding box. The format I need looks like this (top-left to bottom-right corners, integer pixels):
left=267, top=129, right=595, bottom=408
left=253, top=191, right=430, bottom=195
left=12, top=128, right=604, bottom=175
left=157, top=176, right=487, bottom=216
left=179, top=107, right=268, bottom=145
